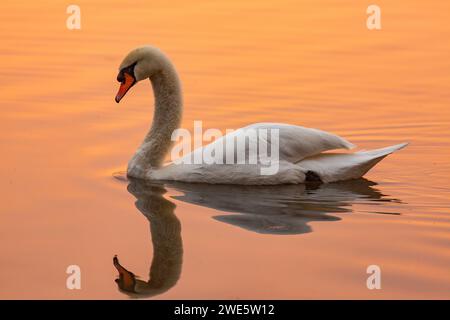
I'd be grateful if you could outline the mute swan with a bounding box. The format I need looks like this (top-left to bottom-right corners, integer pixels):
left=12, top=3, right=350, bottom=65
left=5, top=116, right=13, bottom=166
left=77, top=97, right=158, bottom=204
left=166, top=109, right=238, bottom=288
left=115, top=46, right=407, bottom=185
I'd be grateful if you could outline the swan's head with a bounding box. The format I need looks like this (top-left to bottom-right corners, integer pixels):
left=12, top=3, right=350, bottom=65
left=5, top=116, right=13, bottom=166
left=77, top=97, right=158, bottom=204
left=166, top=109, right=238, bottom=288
left=113, top=255, right=159, bottom=298
left=115, top=46, right=167, bottom=103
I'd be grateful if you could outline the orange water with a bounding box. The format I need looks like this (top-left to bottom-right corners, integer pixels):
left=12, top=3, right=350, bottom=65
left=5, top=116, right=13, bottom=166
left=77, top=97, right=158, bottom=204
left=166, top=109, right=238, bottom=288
left=1, top=0, right=450, bottom=299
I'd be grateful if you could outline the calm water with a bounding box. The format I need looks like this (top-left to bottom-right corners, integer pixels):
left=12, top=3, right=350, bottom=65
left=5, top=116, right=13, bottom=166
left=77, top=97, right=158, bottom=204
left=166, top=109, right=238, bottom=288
left=1, top=0, right=450, bottom=299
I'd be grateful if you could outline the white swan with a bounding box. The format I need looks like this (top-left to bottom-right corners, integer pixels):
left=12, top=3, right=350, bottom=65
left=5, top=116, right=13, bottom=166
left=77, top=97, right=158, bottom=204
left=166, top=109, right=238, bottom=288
left=115, top=46, right=407, bottom=185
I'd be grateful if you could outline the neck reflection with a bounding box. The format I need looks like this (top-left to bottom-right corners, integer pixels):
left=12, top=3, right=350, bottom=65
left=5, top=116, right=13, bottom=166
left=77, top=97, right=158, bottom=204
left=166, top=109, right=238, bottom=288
left=114, top=179, right=183, bottom=298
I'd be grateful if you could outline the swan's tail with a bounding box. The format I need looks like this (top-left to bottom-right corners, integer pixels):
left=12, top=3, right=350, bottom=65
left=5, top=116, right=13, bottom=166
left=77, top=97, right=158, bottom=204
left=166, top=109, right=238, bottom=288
left=298, top=143, right=408, bottom=183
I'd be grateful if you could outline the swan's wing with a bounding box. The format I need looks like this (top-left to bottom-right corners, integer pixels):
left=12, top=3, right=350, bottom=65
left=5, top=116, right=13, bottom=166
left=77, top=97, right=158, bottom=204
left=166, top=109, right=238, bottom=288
left=245, top=123, right=354, bottom=162
left=176, top=122, right=354, bottom=164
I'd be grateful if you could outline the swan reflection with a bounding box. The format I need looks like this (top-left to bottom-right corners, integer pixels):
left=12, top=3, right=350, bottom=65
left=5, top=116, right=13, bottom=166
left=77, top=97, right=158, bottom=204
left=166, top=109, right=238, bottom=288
left=113, top=176, right=400, bottom=297
left=114, top=180, right=183, bottom=298
left=168, top=178, right=400, bottom=235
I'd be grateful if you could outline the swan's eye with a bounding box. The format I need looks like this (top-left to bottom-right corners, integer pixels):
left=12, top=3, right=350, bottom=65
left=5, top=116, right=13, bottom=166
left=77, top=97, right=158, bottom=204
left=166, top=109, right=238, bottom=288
left=117, top=71, right=125, bottom=83
left=117, top=62, right=137, bottom=83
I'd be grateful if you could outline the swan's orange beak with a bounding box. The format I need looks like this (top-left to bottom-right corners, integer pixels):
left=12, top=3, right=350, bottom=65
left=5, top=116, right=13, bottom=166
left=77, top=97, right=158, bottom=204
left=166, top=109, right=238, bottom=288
left=115, top=73, right=136, bottom=103
left=113, top=255, right=137, bottom=292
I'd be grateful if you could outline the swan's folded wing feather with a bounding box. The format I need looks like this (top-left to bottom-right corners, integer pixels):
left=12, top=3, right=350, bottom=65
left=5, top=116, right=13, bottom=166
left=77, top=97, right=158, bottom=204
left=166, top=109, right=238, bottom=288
left=243, top=123, right=354, bottom=163
left=175, top=122, right=354, bottom=165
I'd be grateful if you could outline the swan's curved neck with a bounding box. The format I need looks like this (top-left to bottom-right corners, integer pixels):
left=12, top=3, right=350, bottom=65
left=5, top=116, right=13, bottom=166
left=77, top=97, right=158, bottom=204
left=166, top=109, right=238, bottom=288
left=129, top=60, right=182, bottom=175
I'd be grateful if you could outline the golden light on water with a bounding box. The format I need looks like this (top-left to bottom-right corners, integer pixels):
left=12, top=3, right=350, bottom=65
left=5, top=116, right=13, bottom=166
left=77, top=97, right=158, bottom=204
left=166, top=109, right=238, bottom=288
left=1, top=0, right=450, bottom=298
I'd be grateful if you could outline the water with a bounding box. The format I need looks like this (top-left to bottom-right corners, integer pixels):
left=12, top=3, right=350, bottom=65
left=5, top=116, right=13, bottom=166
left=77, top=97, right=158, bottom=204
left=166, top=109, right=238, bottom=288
left=1, top=0, right=450, bottom=299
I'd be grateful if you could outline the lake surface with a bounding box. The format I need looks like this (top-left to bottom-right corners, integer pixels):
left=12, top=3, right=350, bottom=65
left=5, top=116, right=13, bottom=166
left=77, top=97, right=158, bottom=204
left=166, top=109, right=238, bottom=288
left=1, top=0, right=450, bottom=299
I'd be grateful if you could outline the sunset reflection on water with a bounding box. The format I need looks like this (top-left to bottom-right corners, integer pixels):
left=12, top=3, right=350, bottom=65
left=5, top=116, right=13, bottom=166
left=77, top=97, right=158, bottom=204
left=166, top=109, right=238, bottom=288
left=1, top=1, right=450, bottom=299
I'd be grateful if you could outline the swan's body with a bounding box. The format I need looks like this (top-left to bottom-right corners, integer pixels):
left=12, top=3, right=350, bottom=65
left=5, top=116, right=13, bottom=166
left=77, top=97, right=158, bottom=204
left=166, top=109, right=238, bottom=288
left=116, top=46, right=407, bottom=185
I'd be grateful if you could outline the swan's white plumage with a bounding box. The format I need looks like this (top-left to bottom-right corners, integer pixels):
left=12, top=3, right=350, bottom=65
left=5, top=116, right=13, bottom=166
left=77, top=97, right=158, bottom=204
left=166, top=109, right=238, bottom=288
left=177, top=123, right=355, bottom=165
left=118, top=46, right=407, bottom=185
left=246, top=123, right=355, bottom=162
left=151, top=142, right=407, bottom=185
left=297, top=142, right=408, bottom=183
